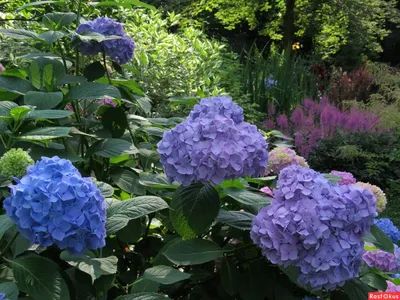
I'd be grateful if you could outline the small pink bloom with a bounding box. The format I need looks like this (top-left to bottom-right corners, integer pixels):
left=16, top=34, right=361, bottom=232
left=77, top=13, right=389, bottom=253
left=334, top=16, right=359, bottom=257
left=260, top=186, right=273, bottom=196
left=0, top=64, right=5, bottom=73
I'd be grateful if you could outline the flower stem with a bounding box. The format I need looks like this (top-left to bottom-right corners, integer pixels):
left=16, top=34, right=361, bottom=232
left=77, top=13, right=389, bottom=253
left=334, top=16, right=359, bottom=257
left=1, top=232, right=19, bottom=257
left=102, top=52, right=112, bottom=85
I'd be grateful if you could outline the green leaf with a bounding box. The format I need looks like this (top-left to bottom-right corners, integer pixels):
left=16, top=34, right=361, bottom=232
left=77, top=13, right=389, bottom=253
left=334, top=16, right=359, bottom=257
left=131, top=280, right=160, bottom=294
left=0, top=29, right=38, bottom=40
left=0, top=281, right=19, bottom=300
left=19, top=127, right=71, bottom=140
left=66, top=82, right=121, bottom=100
left=0, top=75, right=35, bottom=95
left=0, top=101, right=18, bottom=118
left=97, top=181, right=114, bottom=197
left=25, top=110, right=73, bottom=120
left=100, top=107, right=129, bottom=138
left=42, top=12, right=77, bottom=29
left=56, top=74, right=87, bottom=85
left=223, top=188, right=270, bottom=206
left=60, top=251, right=118, bottom=283
left=0, top=215, right=14, bottom=240
left=220, top=259, right=240, bottom=296
left=110, top=169, right=146, bottom=195
left=24, top=91, right=63, bottom=109
left=168, top=97, right=198, bottom=106
left=163, top=239, right=226, bottom=265
left=83, top=61, right=106, bottom=82
left=216, top=210, right=254, bottom=230
left=170, top=183, right=220, bottom=239
left=360, top=273, right=387, bottom=291
left=38, top=31, right=67, bottom=44
left=106, top=196, right=169, bottom=234
left=16, top=1, right=65, bottom=12
left=136, top=96, right=152, bottom=114
left=115, top=293, right=172, bottom=300
left=10, top=106, right=31, bottom=121
left=343, top=279, right=375, bottom=300
left=139, top=265, right=191, bottom=284
left=364, top=224, right=394, bottom=254
left=138, top=174, right=178, bottom=190
left=267, top=130, right=292, bottom=140
left=91, top=1, right=131, bottom=9
left=11, top=233, right=31, bottom=259
left=323, top=174, right=342, bottom=184
left=12, top=254, right=70, bottom=300
left=92, top=138, right=139, bottom=158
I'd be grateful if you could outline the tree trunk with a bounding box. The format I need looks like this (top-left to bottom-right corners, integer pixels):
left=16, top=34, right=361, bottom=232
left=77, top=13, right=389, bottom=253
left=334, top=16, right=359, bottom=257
left=282, top=0, right=296, bottom=50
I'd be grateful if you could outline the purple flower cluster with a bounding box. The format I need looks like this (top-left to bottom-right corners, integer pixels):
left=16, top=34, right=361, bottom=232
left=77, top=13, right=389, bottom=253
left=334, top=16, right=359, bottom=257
left=386, top=281, right=400, bottom=292
left=264, top=98, right=383, bottom=157
left=330, top=170, right=356, bottom=185
left=251, top=165, right=377, bottom=291
left=3, top=156, right=106, bottom=254
left=0, top=293, right=8, bottom=300
left=157, top=96, right=268, bottom=186
left=374, top=218, right=400, bottom=243
left=76, top=17, right=135, bottom=64
left=363, top=249, right=398, bottom=271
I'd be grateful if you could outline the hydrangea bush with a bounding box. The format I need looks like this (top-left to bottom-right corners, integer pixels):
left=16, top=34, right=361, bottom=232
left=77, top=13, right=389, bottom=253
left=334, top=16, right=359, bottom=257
left=0, top=2, right=398, bottom=300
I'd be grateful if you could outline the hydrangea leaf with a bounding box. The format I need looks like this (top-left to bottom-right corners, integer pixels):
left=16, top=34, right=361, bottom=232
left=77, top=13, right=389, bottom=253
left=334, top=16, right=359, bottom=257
left=343, top=279, right=375, bottom=300
left=137, top=265, right=191, bottom=285
left=11, top=255, right=70, bottom=300
left=24, top=91, right=64, bottom=109
left=364, top=224, right=395, bottom=254
left=216, top=210, right=254, bottom=230
left=360, top=272, right=387, bottom=291
left=66, top=82, right=121, bottom=100
left=138, top=173, right=179, bottom=190
left=106, top=196, right=169, bottom=234
left=10, top=106, right=31, bottom=121
left=25, top=110, right=73, bottom=120
left=223, top=188, right=270, bottom=206
left=163, top=239, right=227, bottom=265
left=170, top=183, right=220, bottom=239
left=115, top=292, right=172, bottom=300
left=110, top=168, right=146, bottom=195
left=97, top=181, right=114, bottom=198
left=83, top=61, right=105, bottom=82
left=91, top=138, right=139, bottom=158
left=18, top=127, right=71, bottom=140
left=0, top=281, right=19, bottom=300
left=0, top=215, right=15, bottom=240
left=131, top=280, right=160, bottom=294
left=220, top=259, right=240, bottom=296
left=60, top=251, right=118, bottom=284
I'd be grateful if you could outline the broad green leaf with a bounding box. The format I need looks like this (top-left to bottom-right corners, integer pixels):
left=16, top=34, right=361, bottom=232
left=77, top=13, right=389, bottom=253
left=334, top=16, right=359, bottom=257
left=360, top=273, right=387, bottom=291
left=343, top=279, right=375, bottom=300
left=153, top=238, right=182, bottom=266
left=0, top=266, right=14, bottom=281
left=12, top=255, right=70, bottom=300
left=0, top=75, right=35, bottom=95
left=0, top=281, right=19, bottom=300
left=115, top=293, right=172, bottom=300
left=29, top=145, right=84, bottom=162
left=138, top=265, right=191, bottom=285
left=83, top=61, right=106, bottom=82
left=323, top=174, right=342, bottom=184
left=142, top=127, right=165, bottom=138
left=17, top=1, right=65, bottom=11
left=92, top=138, right=139, bottom=158
left=106, top=196, right=169, bottom=234
left=170, top=183, right=220, bottom=239
left=267, top=130, right=292, bottom=140
left=131, top=280, right=160, bottom=294
left=364, top=224, right=394, bottom=253
left=0, top=29, right=38, bottom=40
left=110, top=169, right=145, bottom=195
left=163, top=239, right=226, bottom=265
left=0, top=101, right=18, bottom=117
left=91, top=1, right=131, bottom=9
left=0, top=215, right=15, bottom=240
left=216, top=210, right=254, bottom=230
left=66, top=82, right=121, bottom=100
left=38, top=31, right=67, bottom=44
left=136, top=97, right=152, bottom=114
left=24, top=91, right=64, bottom=109
left=220, top=259, right=240, bottom=296
left=245, top=176, right=276, bottom=184
left=42, top=12, right=77, bottom=29
left=168, top=97, right=198, bottom=106
left=10, top=106, right=31, bottom=121
left=60, top=251, right=118, bottom=283
left=97, top=181, right=114, bottom=197
left=56, top=74, right=87, bottom=85
left=223, top=188, right=270, bottom=206
left=25, top=110, right=73, bottom=120
left=138, top=174, right=178, bottom=190
left=19, top=127, right=71, bottom=140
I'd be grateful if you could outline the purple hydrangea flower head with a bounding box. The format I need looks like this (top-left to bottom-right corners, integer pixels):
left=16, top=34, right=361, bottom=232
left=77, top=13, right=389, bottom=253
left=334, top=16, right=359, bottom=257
left=355, top=182, right=387, bottom=213
left=266, top=146, right=308, bottom=175
left=157, top=96, right=268, bottom=186
left=3, top=156, right=106, bottom=255
left=386, top=281, right=400, bottom=292
left=76, top=17, right=135, bottom=64
left=98, top=97, right=116, bottom=107
left=363, top=249, right=398, bottom=271
left=374, top=218, right=400, bottom=243
left=251, top=165, right=377, bottom=291
left=330, top=170, right=356, bottom=185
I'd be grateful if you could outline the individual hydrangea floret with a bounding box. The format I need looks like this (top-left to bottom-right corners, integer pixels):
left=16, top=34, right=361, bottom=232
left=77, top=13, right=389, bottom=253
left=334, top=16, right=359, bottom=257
left=260, top=186, right=273, bottom=196
left=0, top=148, right=34, bottom=179
left=266, top=146, right=309, bottom=175
left=374, top=218, right=400, bottom=243
left=355, top=182, right=387, bottom=212
left=3, top=156, right=106, bottom=254
left=251, top=165, right=377, bottom=291
left=329, top=170, right=356, bottom=185
left=157, top=96, right=268, bottom=186
left=363, top=250, right=398, bottom=271
left=76, top=17, right=135, bottom=64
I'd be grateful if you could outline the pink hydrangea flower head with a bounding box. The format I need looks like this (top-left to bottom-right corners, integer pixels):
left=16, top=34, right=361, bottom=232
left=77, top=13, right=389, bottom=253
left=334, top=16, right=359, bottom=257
left=355, top=182, right=387, bottom=213
left=386, top=281, right=400, bottom=292
left=363, top=249, right=398, bottom=271
left=266, top=147, right=297, bottom=175
left=330, top=170, right=356, bottom=185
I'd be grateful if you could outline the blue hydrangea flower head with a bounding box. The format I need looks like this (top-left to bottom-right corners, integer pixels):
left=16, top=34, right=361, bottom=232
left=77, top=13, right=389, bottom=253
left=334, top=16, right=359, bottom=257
left=3, top=156, right=107, bottom=254
left=76, top=17, right=135, bottom=64
left=0, top=293, right=8, bottom=300
left=157, top=96, right=268, bottom=185
left=251, top=165, right=377, bottom=291
left=374, top=218, right=400, bottom=243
